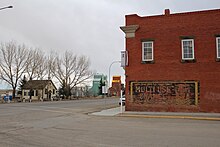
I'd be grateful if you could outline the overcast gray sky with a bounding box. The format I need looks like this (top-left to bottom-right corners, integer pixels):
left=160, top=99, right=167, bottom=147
left=0, top=0, right=220, bottom=88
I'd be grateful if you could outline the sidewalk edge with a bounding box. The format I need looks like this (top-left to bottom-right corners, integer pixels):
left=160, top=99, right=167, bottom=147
left=118, top=114, right=220, bottom=121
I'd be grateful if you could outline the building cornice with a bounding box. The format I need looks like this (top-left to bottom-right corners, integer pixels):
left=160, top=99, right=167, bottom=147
left=120, top=25, right=139, bottom=38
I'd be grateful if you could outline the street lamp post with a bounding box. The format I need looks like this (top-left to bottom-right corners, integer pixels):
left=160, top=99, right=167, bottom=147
left=108, top=60, right=125, bottom=113
left=104, top=60, right=121, bottom=109
left=0, top=6, right=13, bottom=11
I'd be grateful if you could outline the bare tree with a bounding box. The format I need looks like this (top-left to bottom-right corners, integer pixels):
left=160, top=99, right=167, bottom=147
left=26, top=49, right=45, bottom=80
left=44, top=51, right=57, bottom=80
left=25, top=50, right=58, bottom=80
left=0, top=41, right=30, bottom=98
left=35, top=58, right=47, bottom=80
left=53, top=51, right=93, bottom=97
left=69, top=55, right=93, bottom=88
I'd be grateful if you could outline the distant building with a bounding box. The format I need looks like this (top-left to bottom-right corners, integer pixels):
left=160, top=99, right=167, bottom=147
left=71, top=86, right=91, bottom=98
left=121, top=9, right=220, bottom=112
left=109, top=76, right=121, bottom=97
left=22, top=80, right=57, bottom=101
left=0, top=89, right=14, bottom=101
left=89, top=73, right=108, bottom=96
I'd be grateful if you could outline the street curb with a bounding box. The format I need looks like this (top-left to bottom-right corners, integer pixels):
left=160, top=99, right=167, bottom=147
left=118, top=114, right=220, bottom=121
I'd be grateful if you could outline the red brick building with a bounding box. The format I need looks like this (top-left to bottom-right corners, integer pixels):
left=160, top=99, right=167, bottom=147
left=109, top=76, right=121, bottom=97
left=120, top=9, right=220, bottom=112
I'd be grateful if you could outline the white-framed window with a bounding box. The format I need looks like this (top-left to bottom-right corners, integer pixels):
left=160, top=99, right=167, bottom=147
left=216, top=37, right=220, bottom=59
left=181, top=39, right=194, bottom=60
left=142, top=41, right=153, bottom=61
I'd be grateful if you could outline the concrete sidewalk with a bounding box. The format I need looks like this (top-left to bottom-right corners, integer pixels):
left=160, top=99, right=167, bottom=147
left=91, top=106, right=220, bottom=121
left=90, top=106, right=125, bottom=116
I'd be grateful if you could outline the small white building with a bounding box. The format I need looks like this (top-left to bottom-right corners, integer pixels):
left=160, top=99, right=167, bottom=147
left=22, top=80, right=57, bottom=101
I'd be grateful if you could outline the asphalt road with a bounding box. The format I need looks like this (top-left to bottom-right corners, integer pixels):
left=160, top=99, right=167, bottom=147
left=0, top=98, right=220, bottom=147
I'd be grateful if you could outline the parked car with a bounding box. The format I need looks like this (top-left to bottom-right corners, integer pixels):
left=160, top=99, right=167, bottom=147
left=52, top=95, right=61, bottom=101
left=119, top=95, right=125, bottom=106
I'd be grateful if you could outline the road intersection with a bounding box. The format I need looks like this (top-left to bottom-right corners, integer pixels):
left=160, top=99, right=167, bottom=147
left=0, top=98, right=220, bottom=147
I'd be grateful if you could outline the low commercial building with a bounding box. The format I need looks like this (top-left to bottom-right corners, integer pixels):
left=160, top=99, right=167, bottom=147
left=109, top=76, right=122, bottom=97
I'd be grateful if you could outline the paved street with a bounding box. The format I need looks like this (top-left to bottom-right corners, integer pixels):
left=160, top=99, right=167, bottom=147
left=0, top=98, right=220, bottom=147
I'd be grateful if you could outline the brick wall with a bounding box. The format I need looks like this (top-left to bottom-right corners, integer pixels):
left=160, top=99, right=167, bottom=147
left=109, top=76, right=121, bottom=96
left=124, top=9, right=220, bottom=112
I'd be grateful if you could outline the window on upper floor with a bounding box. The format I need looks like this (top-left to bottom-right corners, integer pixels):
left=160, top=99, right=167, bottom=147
left=181, top=39, right=194, bottom=60
left=142, top=41, right=154, bottom=61
left=216, top=37, right=220, bottom=59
